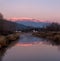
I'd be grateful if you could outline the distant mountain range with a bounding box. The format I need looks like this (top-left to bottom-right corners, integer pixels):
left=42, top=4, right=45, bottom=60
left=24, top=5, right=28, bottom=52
left=16, top=19, right=50, bottom=28
left=16, top=23, right=35, bottom=31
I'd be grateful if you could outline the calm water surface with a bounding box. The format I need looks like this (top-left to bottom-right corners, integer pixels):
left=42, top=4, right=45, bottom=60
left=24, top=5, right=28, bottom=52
left=1, top=33, right=60, bottom=61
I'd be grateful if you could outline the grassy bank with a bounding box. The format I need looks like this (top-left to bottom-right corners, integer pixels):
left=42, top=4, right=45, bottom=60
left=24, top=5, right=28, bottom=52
left=32, top=32, right=60, bottom=41
left=0, top=32, right=20, bottom=48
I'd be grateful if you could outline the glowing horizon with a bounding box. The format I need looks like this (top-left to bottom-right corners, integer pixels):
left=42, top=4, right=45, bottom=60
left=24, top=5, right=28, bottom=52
left=7, top=17, right=47, bottom=22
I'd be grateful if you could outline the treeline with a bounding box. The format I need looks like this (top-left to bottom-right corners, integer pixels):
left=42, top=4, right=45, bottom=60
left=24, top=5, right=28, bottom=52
left=0, top=19, right=17, bottom=35
left=19, top=22, right=60, bottom=32
left=35, top=22, right=60, bottom=32
left=45, top=23, right=60, bottom=31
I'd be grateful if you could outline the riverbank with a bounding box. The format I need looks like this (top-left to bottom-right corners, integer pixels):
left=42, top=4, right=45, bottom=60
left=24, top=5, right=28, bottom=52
left=0, top=32, right=20, bottom=48
left=32, top=32, right=60, bottom=41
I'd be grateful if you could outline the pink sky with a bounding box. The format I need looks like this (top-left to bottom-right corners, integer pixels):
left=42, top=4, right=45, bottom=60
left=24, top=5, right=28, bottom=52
left=0, top=0, right=60, bottom=23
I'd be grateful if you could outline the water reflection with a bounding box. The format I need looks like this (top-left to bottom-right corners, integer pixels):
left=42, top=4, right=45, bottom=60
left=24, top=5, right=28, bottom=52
left=0, top=39, right=19, bottom=61
left=0, top=48, right=6, bottom=61
left=16, top=40, right=60, bottom=50
left=47, top=39, right=60, bottom=46
left=1, top=33, right=60, bottom=61
left=3, top=41, right=60, bottom=61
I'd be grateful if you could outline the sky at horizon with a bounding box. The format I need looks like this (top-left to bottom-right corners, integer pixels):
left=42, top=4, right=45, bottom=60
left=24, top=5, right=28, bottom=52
left=0, top=0, right=60, bottom=22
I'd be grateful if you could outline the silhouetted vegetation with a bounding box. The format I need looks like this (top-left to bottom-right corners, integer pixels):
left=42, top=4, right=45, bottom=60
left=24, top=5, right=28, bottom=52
left=0, top=19, right=17, bottom=35
left=45, top=23, right=60, bottom=31
left=32, top=22, right=60, bottom=32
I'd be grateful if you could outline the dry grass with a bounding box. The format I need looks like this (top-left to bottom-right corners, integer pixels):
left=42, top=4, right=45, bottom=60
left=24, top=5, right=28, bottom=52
left=0, top=32, right=20, bottom=48
left=32, top=32, right=60, bottom=41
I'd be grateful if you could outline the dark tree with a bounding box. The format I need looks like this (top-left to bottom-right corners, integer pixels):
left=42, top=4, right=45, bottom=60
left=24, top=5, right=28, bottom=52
left=0, top=13, right=3, bottom=19
left=46, top=23, right=60, bottom=31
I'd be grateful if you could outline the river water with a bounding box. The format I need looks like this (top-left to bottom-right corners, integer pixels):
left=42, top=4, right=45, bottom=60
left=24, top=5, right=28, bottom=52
left=1, top=33, right=60, bottom=61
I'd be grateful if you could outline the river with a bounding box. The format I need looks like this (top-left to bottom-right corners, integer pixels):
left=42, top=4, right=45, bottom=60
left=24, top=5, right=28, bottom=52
left=1, top=33, right=60, bottom=61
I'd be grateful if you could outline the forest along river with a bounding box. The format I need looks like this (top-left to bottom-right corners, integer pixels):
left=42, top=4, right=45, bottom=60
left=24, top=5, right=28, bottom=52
left=1, top=33, right=60, bottom=61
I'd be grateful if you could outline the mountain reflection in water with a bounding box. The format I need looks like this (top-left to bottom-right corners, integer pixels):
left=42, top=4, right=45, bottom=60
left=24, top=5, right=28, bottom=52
left=0, top=33, right=60, bottom=61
